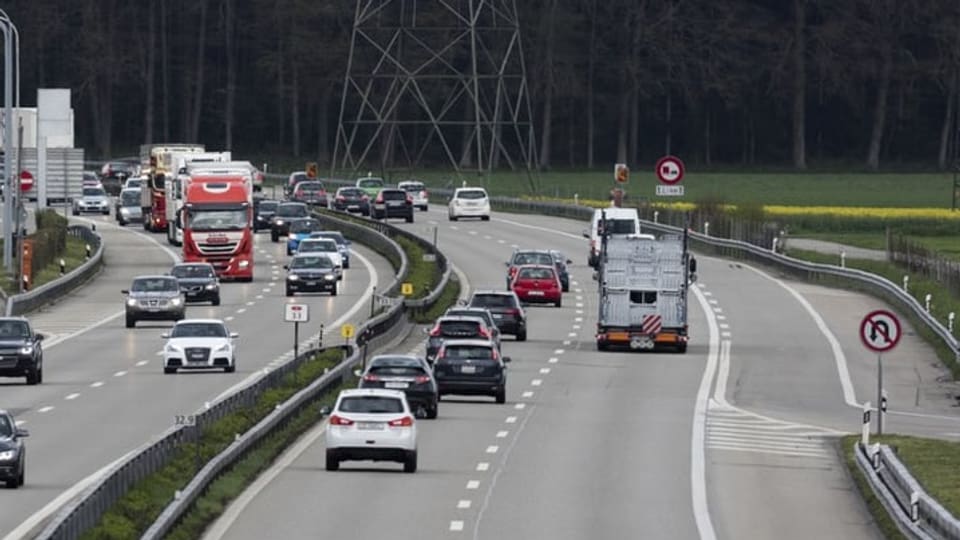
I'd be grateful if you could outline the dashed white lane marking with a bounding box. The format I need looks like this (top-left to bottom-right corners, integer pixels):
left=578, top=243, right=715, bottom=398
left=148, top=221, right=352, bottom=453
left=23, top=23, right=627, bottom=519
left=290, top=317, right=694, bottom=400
left=713, top=307, right=723, bottom=313
left=574, top=317, right=583, bottom=322
left=65, top=393, right=80, bottom=401
left=457, top=500, right=472, bottom=509
left=505, top=416, right=517, bottom=424
left=486, top=446, right=499, bottom=454
left=562, top=340, right=571, bottom=346
left=225, top=316, right=234, bottom=322
left=483, top=235, right=491, bottom=240
left=14, top=420, right=26, bottom=426
left=567, top=332, right=576, bottom=337
left=716, top=315, right=726, bottom=320
left=575, top=309, right=583, bottom=314
left=237, top=308, right=246, bottom=314
left=703, top=291, right=712, bottom=296
left=539, top=368, right=551, bottom=374
left=722, top=332, right=732, bottom=338
left=553, top=349, right=565, bottom=354
left=136, top=360, right=149, bottom=367
left=256, top=295, right=264, bottom=300
left=466, top=480, right=480, bottom=489
left=575, top=303, right=583, bottom=308
left=114, top=370, right=127, bottom=377
left=450, top=521, right=464, bottom=531
left=246, top=301, right=255, bottom=306
left=476, top=462, right=490, bottom=471
left=261, top=287, right=271, bottom=293
left=719, top=323, right=729, bottom=329
left=90, top=381, right=104, bottom=388
left=548, top=357, right=558, bottom=363
left=709, top=299, right=719, bottom=305
left=514, top=403, right=526, bottom=410
left=497, top=239, right=505, bottom=244
left=521, top=391, right=533, bottom=398
left=38, top=406, right=54, bottom=413
left=531, top=379, right=542, bottom=386
left=575, top=295, right=583, bottom=301
left=155, top=351, right=165, bottom=356
left=496, top=431, right=509, bottom=438
left=468, top=231, right=478, bottom=236
left=450, top=226, right=459, bottom=230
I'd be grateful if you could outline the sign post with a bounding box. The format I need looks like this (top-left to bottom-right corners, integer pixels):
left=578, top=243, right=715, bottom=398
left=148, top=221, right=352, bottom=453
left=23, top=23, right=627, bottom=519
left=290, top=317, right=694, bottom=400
left=654, top=155, right=685, bottom=197
left=284, top=303, right=310, bottom=360
left=859, top=309, right=901, bottom=435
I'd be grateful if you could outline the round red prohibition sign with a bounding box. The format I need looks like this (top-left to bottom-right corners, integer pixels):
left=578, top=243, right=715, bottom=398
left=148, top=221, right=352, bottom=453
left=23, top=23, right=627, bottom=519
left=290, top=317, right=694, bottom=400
left=655, top=155, right=685, bottom=185
left=859, top=309, right=901, bottom=353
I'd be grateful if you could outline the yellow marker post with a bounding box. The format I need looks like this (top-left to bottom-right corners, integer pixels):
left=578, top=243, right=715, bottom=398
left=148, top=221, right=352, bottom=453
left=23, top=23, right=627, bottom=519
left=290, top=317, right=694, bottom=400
left=401, top=282, right=414, bottom=296
left=341, top=323, right=355, bottom=340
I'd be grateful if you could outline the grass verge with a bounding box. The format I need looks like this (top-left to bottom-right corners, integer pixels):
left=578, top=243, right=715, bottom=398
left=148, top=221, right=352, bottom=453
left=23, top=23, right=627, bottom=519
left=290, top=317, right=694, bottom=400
left=0, top=235, right=90, bottom=295
left=80, top=348, right=345, bottom=540
left=840, top=436, right=908, bottom=540
left=413, top=270, right=461, bottom=323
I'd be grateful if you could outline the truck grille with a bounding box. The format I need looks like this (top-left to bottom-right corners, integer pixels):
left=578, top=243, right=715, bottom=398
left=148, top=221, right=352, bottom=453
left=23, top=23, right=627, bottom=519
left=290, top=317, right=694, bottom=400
left=196, top=240, right=239, bottom=255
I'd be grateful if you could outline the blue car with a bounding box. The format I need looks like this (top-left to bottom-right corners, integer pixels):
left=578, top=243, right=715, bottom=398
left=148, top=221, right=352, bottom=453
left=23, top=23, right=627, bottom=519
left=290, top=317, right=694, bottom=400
left=286, top=218, right=322, bottom=255
left=309, top=230, right=351, bottom=269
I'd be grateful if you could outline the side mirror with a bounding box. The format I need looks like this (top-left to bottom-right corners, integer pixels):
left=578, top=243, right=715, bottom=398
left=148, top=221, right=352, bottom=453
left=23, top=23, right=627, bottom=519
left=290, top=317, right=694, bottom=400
left=353, top=369, right=363, bottom=378
left=319, top=406, right=331, bottom=417
left=161, top=333, right=170, bottom=339
left=35, top=333, right=45, bottom=342
left=121, top=289, right=129, bottom=295
left=457, top=299, right=467, bottom=306
left=15, top=428, right=28, bottom=438
left=230, top=332, right=239, bottom=339
left=566, top=259, right=572, bottom=265
left=282, top=265, right=289, bottom=270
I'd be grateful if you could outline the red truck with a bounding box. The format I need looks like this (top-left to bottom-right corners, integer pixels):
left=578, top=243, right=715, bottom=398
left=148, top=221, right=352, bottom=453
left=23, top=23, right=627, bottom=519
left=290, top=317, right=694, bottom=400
left=180, top=175, right=254, bottom=281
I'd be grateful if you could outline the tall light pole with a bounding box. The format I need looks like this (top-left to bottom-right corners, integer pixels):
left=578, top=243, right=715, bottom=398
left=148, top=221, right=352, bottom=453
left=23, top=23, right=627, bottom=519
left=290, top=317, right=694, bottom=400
left=0, top=10, right=20, bottom=273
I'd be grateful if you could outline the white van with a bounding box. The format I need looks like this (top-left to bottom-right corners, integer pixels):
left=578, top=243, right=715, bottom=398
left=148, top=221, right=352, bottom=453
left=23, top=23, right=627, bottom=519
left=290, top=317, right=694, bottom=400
left=583, top=207, right=642, bottom=267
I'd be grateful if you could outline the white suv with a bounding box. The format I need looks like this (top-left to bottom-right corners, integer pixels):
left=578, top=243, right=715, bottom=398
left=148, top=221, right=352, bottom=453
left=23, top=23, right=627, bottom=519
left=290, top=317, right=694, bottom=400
left=448, top=187, right=491, bottom=221
left=324, top=388, right=418, bottom=473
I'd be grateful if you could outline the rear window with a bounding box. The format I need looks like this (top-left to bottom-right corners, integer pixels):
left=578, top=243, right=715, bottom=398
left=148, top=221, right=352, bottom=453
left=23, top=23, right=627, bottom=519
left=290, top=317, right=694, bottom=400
left=289, top=219, right=320, bottom=233
left=599, top=218, right=636, bottom=235
left=443, top=345, right=494, bottom=360
left=446, top=310, right=493, bottom=327
left=370, top=365, right=427, bottom=377
left=512, top=252, right=553, bottom=266
left=457, top=189, right=487, bottom=200
left=518, top=267, right=555, bottom=280
left=438, top=320, right=481, bottom=336
left=358, top=178, right=384, bottom=188
left=339, top=396, right=404, bottom=413
left=470, top=294, right=516, bottom=308
left=381, top=190, right=406, bottom=200
left=339, top=188, right=363, bottom=197
left=297, top=182, right=324, bottom=192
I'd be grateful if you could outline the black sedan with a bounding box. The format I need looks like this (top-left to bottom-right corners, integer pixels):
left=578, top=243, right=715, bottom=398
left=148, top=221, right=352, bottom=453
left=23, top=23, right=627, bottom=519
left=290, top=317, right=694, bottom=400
left=170, top=262, right=221, bottom=305
left=371, top=188, right=414, bottom=222
left=270, top=202, right=310, bottom=242
left=285, top=254, right=339, bottom=296
left=254, top=199, right=279, bottom=232
left=433, top=339, right=509, bottom=403
left=358, top=355, right=439, bottom=419
left=0, top=318, right=45, bottom=385
left=550, top=250, right=572, bottom=292
left=331, top=187, right=371, bottom=216
left=0, top=410, right=27, bottom=488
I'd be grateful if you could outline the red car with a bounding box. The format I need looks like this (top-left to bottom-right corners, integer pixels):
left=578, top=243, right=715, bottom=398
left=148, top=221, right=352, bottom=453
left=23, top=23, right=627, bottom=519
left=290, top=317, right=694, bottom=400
left=510, top=265, right=562, bottom=307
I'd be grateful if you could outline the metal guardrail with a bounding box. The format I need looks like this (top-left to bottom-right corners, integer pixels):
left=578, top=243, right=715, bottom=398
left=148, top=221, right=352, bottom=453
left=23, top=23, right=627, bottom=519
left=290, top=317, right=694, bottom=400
left=5, top=225, right=103, bottom=316
left=856, top=442, right=960, bottom=539
left=35, top=221, right=409, bottom=540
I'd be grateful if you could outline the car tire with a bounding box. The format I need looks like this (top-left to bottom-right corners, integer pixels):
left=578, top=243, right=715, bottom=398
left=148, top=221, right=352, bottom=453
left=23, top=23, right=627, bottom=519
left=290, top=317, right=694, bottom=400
left=225, top=364, right=236, bottom=373
left=343, top=261, right=350, bottom=269
left=426, top=401, right=438, bottom=419
left=37, top=367, right=42, bottom=384
left=481, top=215, right=491, bottom=221
left=271, top=231, right=279, bottom=242
left=212, top=295, right=221, bottom=306
left=102, top=210, right=109, bottom=215
left=554, top=298, right=562, bottom=308
left=17, top=467, right=24, bottom=487
left=125, top=316, right=136, bottom=328
left=285, top=287, right=294, bottom=297
left=71, top=209, right=79, bottom=216
left=495, top=387, right=506, bottom=404
left=325, top=449, right=340, bottom=471
left=5, top=477, right=17, bottom=489
left=403, top=451, right=417, bottom=473
left=676, top=342, right=688, bottom=354
left=516, top=329, right=527, bottom=342
left=164, top=367, right=177, bottom=374
left=286, top=248, right=293, bottom=256
left=596, top=341, right=608, bottom=351
left=238, top=276, right=253, bottom=283
left=421, top=205, right=428, bottom=212
left=118, top=217, right=126, bottom=226
left=25, top=367, right=39, bottom=386
left=330, top=284, right=338, bottom=297
left=449, top=215, right=457, bottom=221
left=405, top=215, right=413, bottom=223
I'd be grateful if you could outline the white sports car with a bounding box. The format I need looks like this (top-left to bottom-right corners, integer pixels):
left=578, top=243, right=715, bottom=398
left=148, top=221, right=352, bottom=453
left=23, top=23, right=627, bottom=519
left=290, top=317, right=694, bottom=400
left=162, top=319, right=238, bottom=374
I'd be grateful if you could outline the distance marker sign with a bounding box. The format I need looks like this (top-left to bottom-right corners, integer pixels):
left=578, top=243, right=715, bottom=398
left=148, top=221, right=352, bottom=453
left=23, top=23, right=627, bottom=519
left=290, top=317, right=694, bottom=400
left=859, top=309, right=901, bottom=353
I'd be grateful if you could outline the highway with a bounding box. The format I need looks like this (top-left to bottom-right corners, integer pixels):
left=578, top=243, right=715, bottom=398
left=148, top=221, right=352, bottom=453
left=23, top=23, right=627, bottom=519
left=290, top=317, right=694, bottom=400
left=203, top=206, right=960, bottom=540
left=0, top=212, right=393, bottom=539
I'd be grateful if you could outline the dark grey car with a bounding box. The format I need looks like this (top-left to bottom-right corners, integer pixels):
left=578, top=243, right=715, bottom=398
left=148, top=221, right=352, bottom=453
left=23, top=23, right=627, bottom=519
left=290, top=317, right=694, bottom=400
left=123, top=275, right=185, bottom=328
left=170, top=263, right=220, bottom=305
left=0, top=410, right=28, bottom=488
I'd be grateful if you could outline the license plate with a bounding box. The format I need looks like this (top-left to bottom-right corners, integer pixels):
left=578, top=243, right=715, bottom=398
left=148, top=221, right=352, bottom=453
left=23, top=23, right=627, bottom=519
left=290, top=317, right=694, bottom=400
left=461, top=365, right=477, bottom=374
left=528, top=291, right=544, bottom=296
left=347, top=205, right=359, bottom=210
left=384, top=381, right=409, bottom=389
left=493, top=313, right=503, bottom=319
left=358, top=422, right=384, bottom=430
left=305, top=281, right=317, bottom=286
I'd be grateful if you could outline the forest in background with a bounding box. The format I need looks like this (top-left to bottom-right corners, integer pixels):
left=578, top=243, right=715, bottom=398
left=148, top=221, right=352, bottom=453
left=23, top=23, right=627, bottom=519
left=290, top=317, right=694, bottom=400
left=5, top=0, right=960, bottom=171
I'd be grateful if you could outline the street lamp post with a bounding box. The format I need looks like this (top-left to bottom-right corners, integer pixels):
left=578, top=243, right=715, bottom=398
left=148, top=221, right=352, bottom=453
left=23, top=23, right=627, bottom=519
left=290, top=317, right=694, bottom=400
left=0, top=11, right=20, bottom=274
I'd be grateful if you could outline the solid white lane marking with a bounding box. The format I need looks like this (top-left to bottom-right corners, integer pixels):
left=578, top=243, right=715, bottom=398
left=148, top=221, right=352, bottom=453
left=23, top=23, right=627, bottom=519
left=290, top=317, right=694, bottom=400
left=548, top=357, right=558, bottom=364
left=457, top=500, right=472, bottom=509
left=531, top=379, right=542, bottom=386
left=136, top=360, right=149, bottom=367
left=522, top=391, right=533, bottom=398
left=505, top=416, right=517, bottom=424
left=450, top=521, right=464, bottom=532
left=38, top=406, right=54, bottom=413
left=476, top=462, right=490, bottom=471
left=493, top=216, right=583, bottom=240
left=496, top=431, right=509, bottom=438
left=689, top=285, right=719, bottom=540
left=514, top=403, right=526, bottom=410
left=65, top=393, right=80, bottom=400
left=466, top=480, right=480, bottom=489
left=114, top=371, right=127, bottom=377
left=486, top=446, right=499, bottom=454
left=90, top=381, right=104, bottom=388
left=539, top=368, right=551, bottom=374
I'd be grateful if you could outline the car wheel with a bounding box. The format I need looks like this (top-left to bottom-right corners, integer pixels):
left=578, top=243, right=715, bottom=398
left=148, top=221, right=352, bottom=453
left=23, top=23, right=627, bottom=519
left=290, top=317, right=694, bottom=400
left=164, top=367, right=177, bottom=374
left=405, top=215, right=413, bottom=223
left=343, top=261, right=350, bottom=269
left=71, top=209, right=79, bottom=216
left=325, top=449, right=340, bottom=471
left=516, top=329, right=527, bottom=342
left=286, top=248, right=293, bottom=256
left=212, top=295, right=221, bottom=306
left=102, top=210, right=109, bottom=215
left=676, top=342, right=688, bottom=354
left=225, top=364, right=236, bottom=373
left=555, top=298, right=562, bottom=308
left=597, top=340, right=609, bottom=351
left=448, top=215, right=457, bottom=221
left=403, top=451, right=417, bottom=473
left=562, top=284, right=569, bottom=293
left=421, top=205, right=428, bottom=212
left=271, top=231, right=278, bottom=242
left=495, top=387, right=506, bottom=404
left=17, top=467, right=24, bottom=487
left=285, top=287, right=294, bottom=297
left=426, top=400, right=438, bottom=419
left=25, top=367, right=39, bottom=386
left=37, top=367, right=42, bottom=384
left=125, top=315, right=136, bottom=328
left=481, top=215, right=491, bottom=221
left=5, top=477, right=17, bottom=489
left=330, top=284, right=338, bottom=296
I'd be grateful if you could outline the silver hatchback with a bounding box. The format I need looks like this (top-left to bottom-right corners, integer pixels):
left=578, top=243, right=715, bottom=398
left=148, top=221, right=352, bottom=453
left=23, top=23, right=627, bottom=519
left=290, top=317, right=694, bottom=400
left=122, top=275, right=185, bottom=328
left=73, top=186, right=110, bottom=216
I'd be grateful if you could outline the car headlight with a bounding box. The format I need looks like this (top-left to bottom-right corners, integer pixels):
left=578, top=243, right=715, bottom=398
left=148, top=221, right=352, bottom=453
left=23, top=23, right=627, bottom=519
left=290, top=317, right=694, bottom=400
left=238, top=260, right=250, bottom=268
left=19, top=346, right=33, bottom=355
left=165, top=343, right=183, bottom=353
left=288, top=233, right=297, bottom=240
left=127, top=299, right=137, bottom=307
left=205, top=283, right=218, bottom=290
left=324, top=274, right=335, bottom=281
left=288, top=274, right=299, bottom=281
left=215, top=343, right=230, bottom=353
left=275, top=219, right=284, bottom=225
left=120, top=207, right=131, bottom=216
left=171, top=298, right=182, bottom=306
left=0, top=450, right=16, bottom=461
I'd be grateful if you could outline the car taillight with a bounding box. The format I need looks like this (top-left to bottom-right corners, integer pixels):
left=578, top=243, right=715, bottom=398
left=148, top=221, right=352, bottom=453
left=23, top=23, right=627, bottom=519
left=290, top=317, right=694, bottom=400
left=421, top=190, right=428, bottom=197
left=406, top=195, right=413, bottom=205
left=336, top=195, right=345, bottom=201
left=414, top=375, right=431, bottom=384
left=478, top=326, right=491, bottom=338
left=492, top=348, right=499, bottom=360
left=329, top=414, right=354, bottom=426
left=375, top=194, right=383, bottom=203
left=361, top=195, right=369, bottom=201
left=388, top=416, right=414, bottom=427
left=506, top=308, right=520, bottom=316
left=362, top=374, right=380, bottom=382
left=429, top=325, right=442, bottom=337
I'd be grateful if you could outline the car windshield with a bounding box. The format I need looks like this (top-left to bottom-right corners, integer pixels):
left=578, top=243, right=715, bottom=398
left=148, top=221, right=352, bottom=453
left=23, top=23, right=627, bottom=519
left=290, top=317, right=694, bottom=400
left=171, top=323, right=227, bottom=338
left=258, top=201, right=278, bottom=212
left=290, top=255, right=333, bottom=269
left=339, top=396, right=403, bottom=414
left=0, top=415, right=11, bottom=438
left=358, top=178, right=384, bottom=188
left=0, top=321, right=29, bottom=339
left=298, top=240, right=337, bottom=253
left=446, top=310, right=494, bottom=327
left=439, top=320, right=482, bottom=335
left=518, top=267, right=555, bottom=280
left=289, top=219, right=320, bottom=234
left=470, top=294, right=516, bottom=308
left=83, top=188, right=106, bottom=197
left=276, top=204, right=308, bottom=217
left=131, top=277, right=178, bottom=292
left=512, top=252, right=554, bottom=266
left=120, top=191, right=140, bottom=205
left=171, top=265, right=215, bottom=279
left=457, top=189, right=486, bottom=200
left=443, top=346, right=494, bottom=360
left=600, top=218, right=636, bottom=235
left=186, top=209, right=247, bottom=231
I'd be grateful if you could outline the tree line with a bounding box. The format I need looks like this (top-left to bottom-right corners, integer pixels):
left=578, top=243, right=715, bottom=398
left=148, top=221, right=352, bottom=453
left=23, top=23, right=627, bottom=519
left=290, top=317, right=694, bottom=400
left=7, top=0, right=960, bottom=171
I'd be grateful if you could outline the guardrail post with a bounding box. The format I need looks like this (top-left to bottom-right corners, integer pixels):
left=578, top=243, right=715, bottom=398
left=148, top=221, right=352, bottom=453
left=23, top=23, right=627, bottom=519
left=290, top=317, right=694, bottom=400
left=574, top=193, right=579, bottom=206
left=704, top=222, right=710, bottom=236
left=59, top=258, right=65, bottom=275
left=925, top=293, right=932, bottom=313
left=653, top=210, right=659, bottom=223
left=85, top=244, right=91, bottom=260
left=861, top=401, right=871, bottom=446
left=949, top=312, right=955, bottom=333
left=870, top=443, right=881, bottom=469
left=902, top=275, right=909, bottom=293
left=910, top=491, right=919, bottom=522
left=771, top=237, right=778, bottom=253
left=840, top=250, right=846, bottom=268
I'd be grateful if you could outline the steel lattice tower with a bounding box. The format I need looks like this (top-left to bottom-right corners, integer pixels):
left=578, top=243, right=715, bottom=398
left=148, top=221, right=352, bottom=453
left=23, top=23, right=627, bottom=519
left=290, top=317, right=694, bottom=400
left=333, top=0, right=538, bottom=189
